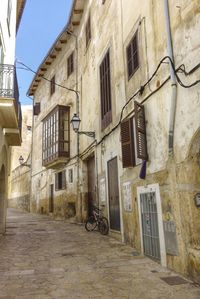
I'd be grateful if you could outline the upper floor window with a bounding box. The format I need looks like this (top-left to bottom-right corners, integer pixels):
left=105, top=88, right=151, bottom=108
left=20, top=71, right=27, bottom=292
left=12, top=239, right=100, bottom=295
left=7, top=0, right=12, bottom=35
left=100, top=50, right=112, bottom=129
left=50, top=75, right=55, bottom=95
left=67, top=52, right=74, bottom=77
left=55, top=170, right=66, bottom=190
left=126, top=31, right=139, bottom=80
left=120, top=101, right=147, bottom=168
left=42, top=105, right=70, bottom=167
left=85, top=16, right=91, bottom=48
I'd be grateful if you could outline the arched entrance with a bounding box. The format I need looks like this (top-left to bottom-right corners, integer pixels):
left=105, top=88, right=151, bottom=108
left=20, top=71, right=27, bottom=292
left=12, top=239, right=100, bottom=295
left=0, top=165, right=6, bottom=234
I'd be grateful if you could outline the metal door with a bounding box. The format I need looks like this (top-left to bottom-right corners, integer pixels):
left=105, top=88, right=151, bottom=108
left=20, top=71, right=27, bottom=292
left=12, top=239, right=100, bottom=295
left=87, top=156, right=96, bottom=216
left=140, top=192, right=160, bottom=260
left=49, top=184, right=54, bottom=213
left=107, top=157, right=120, bottom=231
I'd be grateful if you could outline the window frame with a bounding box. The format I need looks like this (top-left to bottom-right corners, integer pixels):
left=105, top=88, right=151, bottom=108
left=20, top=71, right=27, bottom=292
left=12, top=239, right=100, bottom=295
left=50, top=75, right=55, bottom=95
left=126, top=30, right=139, bottom=80
left=55, top=170, right=66, bottom=191
left=99, top=49, right=112, bottom=130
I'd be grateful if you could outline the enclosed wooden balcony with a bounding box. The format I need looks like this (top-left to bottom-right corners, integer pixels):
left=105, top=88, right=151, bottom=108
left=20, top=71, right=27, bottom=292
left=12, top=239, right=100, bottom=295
left=0, top=64, right=22, bottom=146
left=42, top=105, right=70, bottom=168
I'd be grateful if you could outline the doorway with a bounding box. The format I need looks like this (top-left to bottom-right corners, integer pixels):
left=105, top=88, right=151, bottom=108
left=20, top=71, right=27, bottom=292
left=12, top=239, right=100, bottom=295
left=49, top=184, right=54, bottom=213
left=137, top=184, right=166, bottom=266
left=87, top=155, right=96, bottom=216
left=0, top=165, right=6, bottom=234
left=107, top=157, right=120, bottom=231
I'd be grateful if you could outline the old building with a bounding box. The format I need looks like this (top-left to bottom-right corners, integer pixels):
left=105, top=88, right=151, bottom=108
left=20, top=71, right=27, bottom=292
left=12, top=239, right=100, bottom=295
left=28, top=0, right=200, bottom=283
left=8, top=105, right=32, bottom=211
left=0, top=0, right=25, bottom=233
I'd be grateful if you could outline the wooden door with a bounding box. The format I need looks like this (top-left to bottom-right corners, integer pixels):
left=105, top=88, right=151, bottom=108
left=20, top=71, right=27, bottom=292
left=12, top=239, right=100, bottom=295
left=49, top=184, right=54, bottom=213
left=107, top=157, right=120, bottom=231
left=87, top=156, right=96, bottom=216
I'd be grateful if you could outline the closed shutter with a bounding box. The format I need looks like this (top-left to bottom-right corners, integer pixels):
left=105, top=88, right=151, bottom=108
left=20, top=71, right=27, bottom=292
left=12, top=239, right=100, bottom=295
left=134, top=101, right=148, bottom=160
left=33, top=103, right=40, bottom=115
left=121, top=119, right=135, bottom=168
left=55, top=173, right=58, bottom=190
left=62, top=170, right=66, bottom=189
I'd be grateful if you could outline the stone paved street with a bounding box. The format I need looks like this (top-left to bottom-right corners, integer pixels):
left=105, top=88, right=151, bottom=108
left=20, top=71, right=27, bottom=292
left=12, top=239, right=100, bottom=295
left=0, top=209, right=199, bottom=299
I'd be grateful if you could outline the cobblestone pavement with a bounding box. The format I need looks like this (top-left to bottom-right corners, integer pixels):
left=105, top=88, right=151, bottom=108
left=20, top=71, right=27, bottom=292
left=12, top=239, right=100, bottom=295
left=0, top=209, right=199, bottom=299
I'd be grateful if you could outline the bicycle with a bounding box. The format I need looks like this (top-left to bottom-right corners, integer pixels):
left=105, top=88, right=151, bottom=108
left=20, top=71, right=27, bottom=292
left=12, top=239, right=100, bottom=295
left=85, top=205, right=109, bottom=235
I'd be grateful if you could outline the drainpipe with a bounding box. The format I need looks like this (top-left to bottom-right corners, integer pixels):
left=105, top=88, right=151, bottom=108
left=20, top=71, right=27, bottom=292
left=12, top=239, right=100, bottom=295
left=163, top=0, right=177, bottom=154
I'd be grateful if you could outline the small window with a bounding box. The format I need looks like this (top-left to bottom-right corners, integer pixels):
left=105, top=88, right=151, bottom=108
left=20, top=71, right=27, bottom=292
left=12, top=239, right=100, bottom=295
left=27, top=125, right=32, bottom=131
left=126, top=31, right=139, bottom=80
left=50, top=75, right=55, bottom=95
left=55, top=170, right=66, bottom=190
left=67, top=52, right=74, bottom=77
left=120, top=101, right=147, bottom=168
left=33, top=103, right=40, bottom=116
left=102, top=0, right=106, bottom=4
left=68, top=169, right=73, bottom=183
left=100, top=49, right=112, bottom=129
left=86, top=16, right=91, bottom=48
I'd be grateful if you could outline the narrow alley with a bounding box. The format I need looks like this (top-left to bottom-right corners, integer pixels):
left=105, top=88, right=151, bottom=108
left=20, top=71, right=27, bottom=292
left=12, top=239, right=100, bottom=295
left=0, top=209, right=199, bottom=299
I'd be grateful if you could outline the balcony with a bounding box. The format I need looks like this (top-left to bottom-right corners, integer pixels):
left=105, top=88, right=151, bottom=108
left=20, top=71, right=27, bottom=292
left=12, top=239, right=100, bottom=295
left=42, top=105, right=70, bottom=168
left=0, top=64, right=22, bottom=145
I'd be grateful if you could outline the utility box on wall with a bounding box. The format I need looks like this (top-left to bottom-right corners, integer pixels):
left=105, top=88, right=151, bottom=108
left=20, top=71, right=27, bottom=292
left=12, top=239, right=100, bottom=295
left=163, top=221, right=179, bottom=256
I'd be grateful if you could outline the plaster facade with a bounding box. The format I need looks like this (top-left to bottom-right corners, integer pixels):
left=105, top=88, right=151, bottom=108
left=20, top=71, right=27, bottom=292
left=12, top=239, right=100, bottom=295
left=28, top=0, right=200, bottom=283
left=0, top=0, right=25, bottom=233
left=8, top=105, right=32, bottom=211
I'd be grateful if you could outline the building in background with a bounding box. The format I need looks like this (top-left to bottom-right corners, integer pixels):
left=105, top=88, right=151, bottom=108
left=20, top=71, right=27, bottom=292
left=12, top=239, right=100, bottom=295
left=8, top=105, right=32, bottom=211
left=0, top=0, right=26, bottom=233
left=27, top=0, right=200, bottom=283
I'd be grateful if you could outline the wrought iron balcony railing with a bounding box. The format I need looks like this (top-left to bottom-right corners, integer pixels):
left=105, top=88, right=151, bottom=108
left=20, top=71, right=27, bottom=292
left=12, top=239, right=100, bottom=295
left=0, top=64, right=19, bottom=103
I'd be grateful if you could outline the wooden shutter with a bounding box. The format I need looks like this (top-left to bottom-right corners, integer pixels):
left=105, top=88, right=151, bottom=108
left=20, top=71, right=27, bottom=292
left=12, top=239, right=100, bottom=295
left=55, top=173, right=58, bottom=190
left=33, top=103, right=40, bottom=115
left=134, top=101, right=148, bottom=160
left=62, top=170, right=66, bottom=189
left=121, top=119, right=135, bottom=168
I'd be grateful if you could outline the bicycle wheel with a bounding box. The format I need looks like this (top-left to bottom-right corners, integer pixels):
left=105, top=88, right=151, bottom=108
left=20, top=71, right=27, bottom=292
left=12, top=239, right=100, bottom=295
left=85, top=216, right=97, bottom=231
left=98, top=217, right=109, bottom=235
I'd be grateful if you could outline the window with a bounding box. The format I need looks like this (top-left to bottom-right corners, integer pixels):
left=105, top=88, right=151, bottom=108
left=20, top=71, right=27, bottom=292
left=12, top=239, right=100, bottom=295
left=7, top=0, right=12, bottom=35
left=67, top=52, right=74, bottom=77
left=126, top=31, right=139, bottom=80
left=55, top=170, right=66, bottom=190
left=100, top=50, right=112, bottom=129
left=33, top=103, right=40, bottom=116
left=50, top=75, right=55, bottom=95
left=42, top=105, right=70, bottom=166
left=68, top=169, right=73, bottom=183
left=121, top=101, right=147, bottom=168
left=102, top=0, right=106, bottom=3
left=27, top=125, right=32, bottom=131
left=85, top=16, right=91, bottom=48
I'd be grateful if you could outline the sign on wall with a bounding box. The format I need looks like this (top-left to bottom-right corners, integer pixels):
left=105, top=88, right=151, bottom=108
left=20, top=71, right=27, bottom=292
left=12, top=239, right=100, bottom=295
left=123, top=181, right=132, bottom=212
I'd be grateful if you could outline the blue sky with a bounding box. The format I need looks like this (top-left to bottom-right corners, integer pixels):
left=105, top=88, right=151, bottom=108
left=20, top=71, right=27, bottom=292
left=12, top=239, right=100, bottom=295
left=16, top=0, right=73, bottom=105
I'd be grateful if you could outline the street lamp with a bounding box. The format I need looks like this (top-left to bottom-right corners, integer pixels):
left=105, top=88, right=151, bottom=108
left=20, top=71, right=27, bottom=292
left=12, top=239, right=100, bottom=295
left=19, top=155, right=31, bottom=168
left=71, top=113, right=95, bottom=138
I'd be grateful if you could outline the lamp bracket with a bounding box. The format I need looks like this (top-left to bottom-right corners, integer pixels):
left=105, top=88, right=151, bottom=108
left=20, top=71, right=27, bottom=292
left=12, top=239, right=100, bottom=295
left=78, top=131, right=95, bottom=138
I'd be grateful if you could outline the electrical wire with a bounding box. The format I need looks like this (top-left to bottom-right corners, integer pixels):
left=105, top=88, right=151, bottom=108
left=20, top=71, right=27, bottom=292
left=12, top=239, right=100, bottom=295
left=16, top=60, right=79, bottom=96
